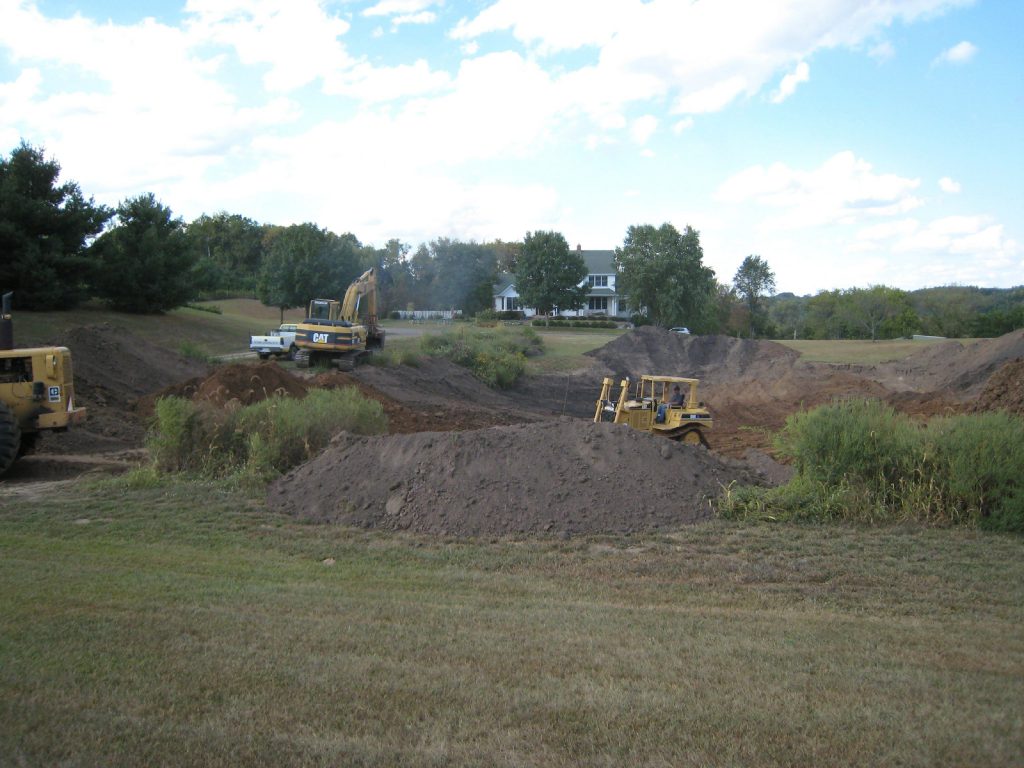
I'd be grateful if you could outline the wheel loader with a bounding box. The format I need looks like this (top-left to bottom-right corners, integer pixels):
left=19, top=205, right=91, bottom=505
left=594, top=374, right=712, bottom=447
left=0, top=293, right=87, bottom=476
left=293, top=267, right=385, bottom=371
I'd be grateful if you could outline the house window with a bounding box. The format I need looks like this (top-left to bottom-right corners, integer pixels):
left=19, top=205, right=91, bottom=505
left=505, top=296, right=520, bottom=311
left=588, top=296, right=608, bottom=311
left=587, top=275, right=608, bottom=288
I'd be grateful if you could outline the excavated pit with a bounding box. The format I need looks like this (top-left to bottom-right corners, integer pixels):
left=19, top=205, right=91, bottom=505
left=8, top=323, right=1023, bottom=536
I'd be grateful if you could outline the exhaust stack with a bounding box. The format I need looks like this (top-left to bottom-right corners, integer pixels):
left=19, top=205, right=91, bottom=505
left=0, top=292, right=12, bottom=351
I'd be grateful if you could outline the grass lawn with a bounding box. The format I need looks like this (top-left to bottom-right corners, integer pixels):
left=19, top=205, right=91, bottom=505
left=1, top=477, right=1021, bottom=767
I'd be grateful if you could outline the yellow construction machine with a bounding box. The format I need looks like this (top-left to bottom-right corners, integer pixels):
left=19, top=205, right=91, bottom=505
left=293, top=267, right=385, bottom=371
left=594, top=374, right=712, bottom=447
left=0, top=293, right=87, bottom=475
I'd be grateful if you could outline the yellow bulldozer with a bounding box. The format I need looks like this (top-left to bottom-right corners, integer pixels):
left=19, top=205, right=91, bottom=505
left=293, top=267, right=385, bottom=371
left=0, top=293, right=87, bottom=475
left=594, top=374, right=713, bottom=447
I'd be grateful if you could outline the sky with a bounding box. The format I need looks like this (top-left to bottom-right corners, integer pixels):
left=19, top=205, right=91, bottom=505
left=1, top=0, right=1021, bottom=296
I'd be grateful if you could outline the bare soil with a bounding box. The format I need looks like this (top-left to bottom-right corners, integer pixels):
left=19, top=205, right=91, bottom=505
left=8, top=323, right=1024, bottom=537
left=267, top=419, right=770, bottom=537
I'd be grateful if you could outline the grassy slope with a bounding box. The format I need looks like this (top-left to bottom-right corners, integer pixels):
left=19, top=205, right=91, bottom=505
left=13, top=298, right=956, bottom=366
left=1, top=479, right=1021, bottom=767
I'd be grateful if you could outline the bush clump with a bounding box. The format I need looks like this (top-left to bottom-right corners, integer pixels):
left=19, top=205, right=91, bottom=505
left=419, top=326, right=541, bottom=388
left=147, top=388, right=387, bottom=480
left=719, top=399, right=1024, bottom=531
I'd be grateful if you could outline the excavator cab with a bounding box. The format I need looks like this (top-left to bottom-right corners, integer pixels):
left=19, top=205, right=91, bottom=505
left=294, top=268, right=385, bottom=370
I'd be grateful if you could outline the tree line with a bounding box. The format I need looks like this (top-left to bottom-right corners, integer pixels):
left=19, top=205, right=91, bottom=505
left=2, top=141, right=1020, bottom=338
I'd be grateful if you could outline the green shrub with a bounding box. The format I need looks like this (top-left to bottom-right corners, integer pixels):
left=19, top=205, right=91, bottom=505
left=776, top=398, right=921, bottom=508
left=146, top=388, right=387, bottom=480
left=178, top=340, right=211, bottom=363
left=721, top=400, right=1024, bottom=530
left=418, top=326, right=541, bottom=387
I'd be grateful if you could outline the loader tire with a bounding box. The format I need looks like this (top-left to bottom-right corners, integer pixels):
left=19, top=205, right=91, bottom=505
left=0, top=401, right=22, bottom=476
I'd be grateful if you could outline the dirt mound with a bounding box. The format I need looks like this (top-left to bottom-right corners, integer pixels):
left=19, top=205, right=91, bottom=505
left=314, top=370, right=529, bottom=433
left=586, top=327, right=800, bottom=384
left=891, top=329, right=1024, bottom=396
left=33, top=324, right=211, bottom=452
left=195, top=362, right=308, bottom=407
left=972, top=358, right=1024, bottom=416
left=267, top=419, right=775, bottom=538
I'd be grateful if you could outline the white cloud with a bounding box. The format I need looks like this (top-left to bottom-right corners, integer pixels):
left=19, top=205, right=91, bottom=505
left=451, top=0, right=633, bottom=53
left=323, top=59, right=450, bottom=101
left=869, top=41, right=895, bottom=62
left=716, top=151, right=923, bottom=230
left=185, top=0, right=355, bottom=92
left=939, top=176, right=961, bottom=193
left=630, top=115, right=658, bottom=145
left=452, top=0, right=972, bottom=120
left=672, top=117, right=694, bottom=134
left=393, top=12, right=437, bottom=26
left=363, top=0, right=440, bottom=17
left=771, top=61, right=809, bottom=104
left=934, top=40, right=977, bottom=65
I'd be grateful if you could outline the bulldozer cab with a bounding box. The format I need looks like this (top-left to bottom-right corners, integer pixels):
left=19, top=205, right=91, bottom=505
left=594, top=374, right=713, bottom=447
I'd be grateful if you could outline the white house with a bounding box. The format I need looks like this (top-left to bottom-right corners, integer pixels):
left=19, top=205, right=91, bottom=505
left=493, top=247, right=629, bottom=318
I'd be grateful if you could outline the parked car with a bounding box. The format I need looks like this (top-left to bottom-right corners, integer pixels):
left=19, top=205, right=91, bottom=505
left=669, top=327, right=691, bottom=335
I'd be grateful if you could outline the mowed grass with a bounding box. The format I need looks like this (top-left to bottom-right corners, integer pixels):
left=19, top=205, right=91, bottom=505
left=527, top=328, right=625, bottom=373
left=777, top=337, right=958, bottom=365
left=1, top=478, right=1022, bottom=767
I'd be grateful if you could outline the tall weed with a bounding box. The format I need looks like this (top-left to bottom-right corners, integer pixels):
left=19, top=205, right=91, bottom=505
left=923, top=413, right=1024, bottom=531
left=721, top=399, right=1024, bottom=530
left=146, top=388, right=387, bottom=480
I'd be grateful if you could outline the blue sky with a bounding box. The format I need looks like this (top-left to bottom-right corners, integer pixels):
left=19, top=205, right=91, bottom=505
left=1, top=0, right=1021, bottom=295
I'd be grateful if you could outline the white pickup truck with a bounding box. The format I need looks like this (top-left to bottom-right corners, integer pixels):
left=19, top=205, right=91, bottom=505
left=249, top=323, right=299, bottom=360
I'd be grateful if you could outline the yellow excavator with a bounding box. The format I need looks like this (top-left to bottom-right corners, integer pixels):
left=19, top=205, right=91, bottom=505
left=594, top=374, right=713, bottom=447
left=0, top=293, right=87, bottom=475
left=293, top=267, right=385, bottom=371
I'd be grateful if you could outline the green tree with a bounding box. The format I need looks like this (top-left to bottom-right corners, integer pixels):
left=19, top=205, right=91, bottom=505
left=185, top=212, right=267, bottom=296
left=768, top=294, right=808, bottom=340
left=733, top=254, right=776, bottom=338
left=257, top=224, right=363, bottom=323
left=430, top=238, right=498, bottom=315
left=90, top=193, right=195, bottom=313
left=0, top=141, right=111, bottom=308
left=513, top=231, right=587, bottom=316
left=614, top=223, right=717, bottom=329
left=805, top=289, right=853, bottom=339
left=840, top=285, right=917, bottom=341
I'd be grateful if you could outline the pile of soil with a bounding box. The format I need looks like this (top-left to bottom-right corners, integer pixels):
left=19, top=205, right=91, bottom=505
left=972, top=358, right=1024, bottom=416
left=313, top=370, right=530, bottom=433
left=586, top=327, right=800, bottom=385
left=138, top=362, right=529, bottom=436
left=35, top=324, right=210, bottom=452
left=138, top=362, right=310, bottom=417
left=267, top=419, right=773, bottom=537
left=886, top=329, right=1024, bottom=395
